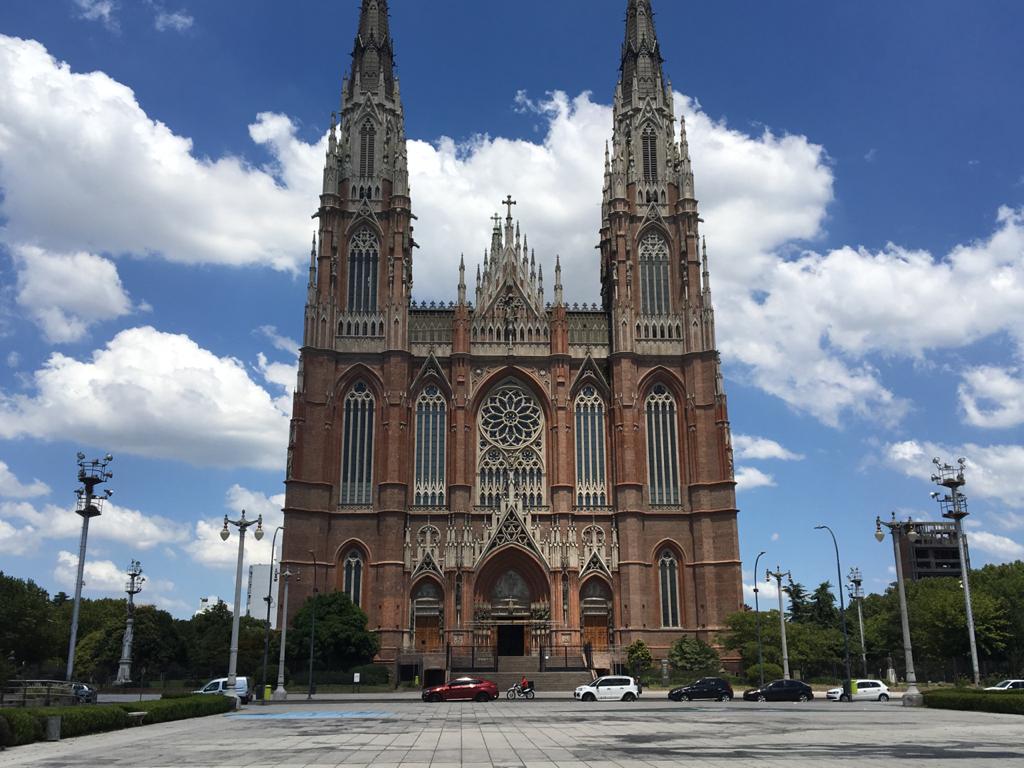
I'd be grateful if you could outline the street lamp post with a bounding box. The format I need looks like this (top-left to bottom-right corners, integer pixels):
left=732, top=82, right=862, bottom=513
left=753, top=550, right=767, bottom=688
left=931, top=456, right=980, bottom=686
left=115, top=560, right=144, bottom=685
left=848, top=567, right=868, bottom=677
left=876, top=513, right=923, bottom=707
left=272, top=568, right=294, bottom=701
left=260, top=525, right=284, bottom=703
left=66, top=452, right=113, bottom=681
left=815, top=525, right=853, bottom=700
left=307, top=550, right=319, bottom=701
left=765, top=566, right=792, bottom=680
left=220, top=509, right=264, bottom=696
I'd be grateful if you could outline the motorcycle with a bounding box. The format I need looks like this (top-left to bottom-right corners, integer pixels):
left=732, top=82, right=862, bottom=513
left=506, top=682, right=535, bottom=700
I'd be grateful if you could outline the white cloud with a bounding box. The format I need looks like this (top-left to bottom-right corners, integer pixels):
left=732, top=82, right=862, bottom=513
left=256, top=325, right=299, bottom=357
left=54, top=550, right=127, bottom=593
left=771, top=532, right=780, bottom=542
left=0, top=460, right=50, bottom=498
left=73, top=0, right=118, bottom=32
left=733, top=434, right=804, bottom=461
left=967, top=530, right=1024, bottom=561
left=0, top=326, right=289, bottom=470
left=884, top=439, right=1024, bottom=509
left=154, top=11, right=193, bottom=32
left=0, top=498, right=187, bottom=556
left=13, top=245, right=138, bottom=343
left=735, top=466, right=776, bottom=491
left=184, top=485, right=284, bottom=570
left=0, top=36, right=314, bottom=272
left=742, top=571, right=780, bottom=604
left=959, top=366, right=1024, bottom=428
left=6, top=352, right=20, bottom=368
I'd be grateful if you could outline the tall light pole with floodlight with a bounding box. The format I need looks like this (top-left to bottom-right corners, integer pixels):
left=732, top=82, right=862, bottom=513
left=753, top=550, right=767, bottom=688
left=930, top=456, right=979, bottom=686
left=815, top=525, right=853, bottom=700
left=66, top=452, right=113, bottom=681
left=220, top=509, right=264, bottom=694
left=848, top=567, right=868, bottom=677
left=765, top=566, right=792, bottom=680
left=273, top=567, right=294, bottom=701
left=115, top=559, right=144, bottom=685
left=876, top=513, right=923, bottom=707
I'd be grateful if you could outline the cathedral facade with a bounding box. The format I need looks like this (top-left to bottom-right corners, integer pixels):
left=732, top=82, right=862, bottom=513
left=280, top=0, right=743, bottom=672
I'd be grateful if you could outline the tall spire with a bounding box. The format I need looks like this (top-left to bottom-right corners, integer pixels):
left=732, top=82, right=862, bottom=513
left=348, top=0, right=396, bottom=99
left=620, top=0, right=664, bottom=104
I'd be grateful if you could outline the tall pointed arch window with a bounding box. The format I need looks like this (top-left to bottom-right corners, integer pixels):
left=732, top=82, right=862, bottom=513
left=574, top=385, right=607, bottom=508
left=414, top=385, right=447, bottom=506
left=477, top=381, right=546, bottom=508
left=343, top=550, right=363, bottom=607
left=347, top=228, right=379, bottom=313
left=340, top=382, right=375, bottom=505
left=359, top=119, right=376, bottom=177
left=659, top=549, right=680, bottom=627
left=641, top=124, right=658, bottom=182
left=645, top=384, right=680, bottom=505
left=639, top=232, right=670, bottom=315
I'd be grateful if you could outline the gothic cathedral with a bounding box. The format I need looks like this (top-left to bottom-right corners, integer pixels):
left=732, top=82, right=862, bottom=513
left=281, top=0, right=743, bottom=677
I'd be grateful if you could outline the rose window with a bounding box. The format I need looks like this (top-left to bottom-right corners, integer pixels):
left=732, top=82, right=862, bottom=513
left=477, top=382, right=546, bottom=507
left=480, top=386, right=541, bottom=447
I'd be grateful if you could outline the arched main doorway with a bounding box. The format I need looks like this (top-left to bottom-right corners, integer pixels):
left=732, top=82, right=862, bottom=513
left=473, top=549, right=550, bottom=656
left=410, top=579, right=443, bottom=652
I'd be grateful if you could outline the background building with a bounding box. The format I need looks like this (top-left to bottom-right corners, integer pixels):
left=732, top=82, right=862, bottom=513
left=245, top=564, right=277, bottom=629
left=281, top=0, right=743, bottom=677
left=896, top=521, right=970, bottom=581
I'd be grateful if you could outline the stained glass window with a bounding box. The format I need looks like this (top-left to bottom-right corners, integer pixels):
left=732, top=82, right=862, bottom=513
left=645, top=384, right=680, bottom=504
left=640, top=233, right=670, bottom=315
left=477, top=382, right=546, bottom=507
left=340, top=381, right=375, bottom=505
left=347, top=228, right=379, bottom=313
left=414, top=386, right=446, bottom=506
left=574, top=385, right=608, bottom=508
left=659, top=549, right=680, bottom=627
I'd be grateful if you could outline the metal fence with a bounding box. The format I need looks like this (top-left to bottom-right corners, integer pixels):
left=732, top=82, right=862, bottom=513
left=1, top=680, right=77, bottom=708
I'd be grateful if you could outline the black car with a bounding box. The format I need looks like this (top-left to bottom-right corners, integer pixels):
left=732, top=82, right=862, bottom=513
left=72, top=682, right=97, bottom=704
left=742, top=679, right=814, bottom=702
left=668, top=677, right=734, bottom=702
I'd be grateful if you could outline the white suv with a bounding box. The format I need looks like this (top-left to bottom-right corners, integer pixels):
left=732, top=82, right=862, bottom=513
left=984, top=679, right=1024, bottom=691
left=826, top=679, right=890, bottom=702
left=574, top=675, right=640, bottom=702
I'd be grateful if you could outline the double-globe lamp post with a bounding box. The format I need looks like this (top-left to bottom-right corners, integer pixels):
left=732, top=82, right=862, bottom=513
left=753, top=550, right=767, bottom=688
left=814, top=525, right=853, bottom=700
left=765, top=566, right=792, bottom=680
left=876, top=513, right=923, bottom=707
left=220, top=509, right=264, bottom=697
left=273, top=567, right=294, bottom=701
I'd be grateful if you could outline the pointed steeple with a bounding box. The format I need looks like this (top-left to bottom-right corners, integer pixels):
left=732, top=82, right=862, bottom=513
left=457, top=254, right=467, bottom=305
left=620, top=0, right=664, bottom=104
left=348, top=0, right=396, bottom=99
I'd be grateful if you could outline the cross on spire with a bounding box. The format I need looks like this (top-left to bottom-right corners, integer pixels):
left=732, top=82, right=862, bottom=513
left=491, top=212, right=502, bottom=229
left=502, top=194, right=517, bottom=220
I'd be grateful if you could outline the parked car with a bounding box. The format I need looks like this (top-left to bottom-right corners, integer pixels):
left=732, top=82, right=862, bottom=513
left=742, top=679, right=814, bottom=702
left=984, top=679, right=1024, bottom=691
left=826, top=679, right=890, bottom=702
left=193, top=676, right=251, bottom=703
left=421, top=677, right=498, bottom=702
left=668, top=677, right=734, bottom=702
left=71, top=682, right=97, bottom=704
left=574, top=675, right=641, bottom=702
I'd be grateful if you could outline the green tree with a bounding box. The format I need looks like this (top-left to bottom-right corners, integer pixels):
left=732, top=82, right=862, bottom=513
left=287, top=592, right=378, bottom=672
left=625, top=639, right=653, bottom=675
left=783, top=581, right=812, bottom=623
left=809, top=582, right=839, bottom=629
left=179, top=601, right=266, bottom=681
left=0, top=572, right=60, bottom=674
left=667, top=636, right=720, bottom=678
left=972, top=561, right=1024, bottom=669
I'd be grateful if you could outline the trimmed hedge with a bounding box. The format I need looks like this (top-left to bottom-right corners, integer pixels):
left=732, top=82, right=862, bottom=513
left=0, top=694, right=234, bottom=747
left=115, top=694, right=235, bottom=724
left=923, top=688, right=1024, bottom=716
left=0, top=709, right=44, bottom=747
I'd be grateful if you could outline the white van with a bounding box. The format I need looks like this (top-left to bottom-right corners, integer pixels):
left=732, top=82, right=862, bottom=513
left=194, top=676, right=251, bottom=703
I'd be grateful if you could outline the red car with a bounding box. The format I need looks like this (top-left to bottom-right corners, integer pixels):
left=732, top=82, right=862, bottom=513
left=422, top=677, right=498, bottom=702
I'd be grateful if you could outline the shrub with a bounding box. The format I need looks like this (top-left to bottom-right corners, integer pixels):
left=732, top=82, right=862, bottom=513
left=923, top=688, right=1024, bottom=716
left=116, top=694, right=235, bottom=724
left=0, top=709, right=43, bottom=746
left=625, top=640, right=653, bottom=674
left=745, top=662, right=784, bottom=687
left=24, top=705, right=128, bottom=738
left=667, top=636, right=721, bottom=678
left=159, top=690, right=195, bottom=699
left=349, top=664, right=389, bottom=685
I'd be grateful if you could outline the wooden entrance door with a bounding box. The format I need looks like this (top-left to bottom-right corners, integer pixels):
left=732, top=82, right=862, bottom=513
left=583, top=614, right=608, bottom=650
left=415, top=615, right=441, bottom=652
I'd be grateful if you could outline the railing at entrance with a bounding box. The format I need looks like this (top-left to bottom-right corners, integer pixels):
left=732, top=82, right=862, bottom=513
left=447, top=644, right=498, bottom=673
left=539, top=644, right=592, bottom=672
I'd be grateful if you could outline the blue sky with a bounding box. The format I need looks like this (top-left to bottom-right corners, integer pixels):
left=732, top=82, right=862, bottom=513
left=0, top=0, right=1022, bottom=618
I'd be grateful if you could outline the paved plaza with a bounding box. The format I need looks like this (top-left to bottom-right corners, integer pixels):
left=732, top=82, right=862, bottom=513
left=2, top=695, right=1022, bottom=767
